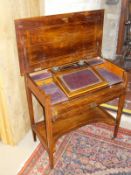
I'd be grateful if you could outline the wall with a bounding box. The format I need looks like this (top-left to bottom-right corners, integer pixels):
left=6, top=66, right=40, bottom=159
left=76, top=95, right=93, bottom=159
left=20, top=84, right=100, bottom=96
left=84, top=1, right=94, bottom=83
left=43, top=0, right=101, bottom=15
left=0, top=0, right=40, bottom=145
left=100, top=0, right=121, bottom=59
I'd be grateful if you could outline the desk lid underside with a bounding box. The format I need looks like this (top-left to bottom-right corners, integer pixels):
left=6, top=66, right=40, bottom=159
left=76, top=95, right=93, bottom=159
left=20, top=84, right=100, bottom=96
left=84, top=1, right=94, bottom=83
left=15, top=10, right=104, bottom=75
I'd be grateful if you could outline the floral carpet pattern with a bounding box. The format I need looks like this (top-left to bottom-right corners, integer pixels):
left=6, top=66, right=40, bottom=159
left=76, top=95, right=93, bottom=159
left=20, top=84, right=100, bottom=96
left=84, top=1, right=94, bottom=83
left=18, top=123, right=131, bottom=175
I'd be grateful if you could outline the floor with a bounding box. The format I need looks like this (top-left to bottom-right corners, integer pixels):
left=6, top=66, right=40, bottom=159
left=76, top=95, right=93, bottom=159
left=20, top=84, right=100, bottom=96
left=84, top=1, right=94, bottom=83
left=0, top=112, right=130, bottom=175
left=0, top=130, right=39, bottom=175
left=0, top=58, right=131, bottom=175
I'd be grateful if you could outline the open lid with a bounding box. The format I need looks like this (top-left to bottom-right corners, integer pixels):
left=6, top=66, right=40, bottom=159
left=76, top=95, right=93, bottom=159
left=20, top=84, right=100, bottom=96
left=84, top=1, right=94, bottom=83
left=15, top=10, right=104, bottom=75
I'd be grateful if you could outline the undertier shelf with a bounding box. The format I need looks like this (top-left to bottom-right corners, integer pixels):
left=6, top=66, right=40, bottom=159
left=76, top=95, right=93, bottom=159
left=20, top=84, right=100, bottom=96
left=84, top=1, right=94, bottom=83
left=32, top=106, right=115, bottom=146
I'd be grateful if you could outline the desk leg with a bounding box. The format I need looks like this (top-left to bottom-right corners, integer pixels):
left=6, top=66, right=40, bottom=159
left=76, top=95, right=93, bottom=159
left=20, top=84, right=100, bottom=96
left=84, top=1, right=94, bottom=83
left=25, top=86, right=36, bottom=141
left=113, top=94, right=126, bottom=138
left=45, top=98, right=54, bottom=169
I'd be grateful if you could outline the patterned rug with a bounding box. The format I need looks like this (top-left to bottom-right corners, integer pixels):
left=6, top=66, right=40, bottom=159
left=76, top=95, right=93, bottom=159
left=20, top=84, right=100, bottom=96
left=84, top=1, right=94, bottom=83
left=18, top=123, right=131, bottom=175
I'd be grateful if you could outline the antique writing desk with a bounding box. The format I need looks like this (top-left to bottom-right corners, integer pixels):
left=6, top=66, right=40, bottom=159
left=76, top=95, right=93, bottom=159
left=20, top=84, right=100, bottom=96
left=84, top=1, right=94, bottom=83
left=15, top=10, right=127, bottom=168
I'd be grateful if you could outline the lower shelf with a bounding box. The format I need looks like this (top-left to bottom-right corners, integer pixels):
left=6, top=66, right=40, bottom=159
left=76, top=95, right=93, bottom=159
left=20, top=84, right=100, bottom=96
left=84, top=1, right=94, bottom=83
left=32, top=106, right=115, bottom=150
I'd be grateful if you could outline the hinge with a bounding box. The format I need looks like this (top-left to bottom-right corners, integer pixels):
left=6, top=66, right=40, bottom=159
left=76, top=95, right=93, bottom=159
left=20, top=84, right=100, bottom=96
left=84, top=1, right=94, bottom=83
left=34, top=67, right=42, bottom=72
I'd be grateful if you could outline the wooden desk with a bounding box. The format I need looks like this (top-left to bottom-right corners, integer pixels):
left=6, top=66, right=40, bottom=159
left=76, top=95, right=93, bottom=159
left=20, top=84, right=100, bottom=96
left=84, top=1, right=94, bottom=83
left=15, top=10, right=127, bottom=168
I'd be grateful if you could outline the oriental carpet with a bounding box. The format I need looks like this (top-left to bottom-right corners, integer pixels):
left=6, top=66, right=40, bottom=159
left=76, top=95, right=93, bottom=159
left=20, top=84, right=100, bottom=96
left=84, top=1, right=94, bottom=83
left=18, top=123, right=131, bottom=175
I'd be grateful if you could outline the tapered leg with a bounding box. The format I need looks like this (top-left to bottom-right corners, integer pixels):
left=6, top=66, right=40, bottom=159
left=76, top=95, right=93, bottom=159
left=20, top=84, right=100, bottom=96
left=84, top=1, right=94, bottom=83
left=49, top=149, right=54, bottom=169
left=44, top=97, right=54, bottom=168
left=113, top=94, right=126, bottom=138
left=27, top=89, right=37, bottom=141
left=25, top=77, right=37, bottom=141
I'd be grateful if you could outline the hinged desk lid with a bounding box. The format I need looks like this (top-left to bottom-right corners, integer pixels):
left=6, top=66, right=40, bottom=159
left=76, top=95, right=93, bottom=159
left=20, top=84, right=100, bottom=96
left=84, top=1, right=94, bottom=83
left=15, top=10, right=104, bottom=75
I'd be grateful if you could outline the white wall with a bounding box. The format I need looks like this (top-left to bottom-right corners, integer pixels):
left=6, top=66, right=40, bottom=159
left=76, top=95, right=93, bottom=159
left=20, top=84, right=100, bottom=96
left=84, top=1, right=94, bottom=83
left=43, top=0, right=101, bottom=15
left=100, top=1, right=121, bottom=59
